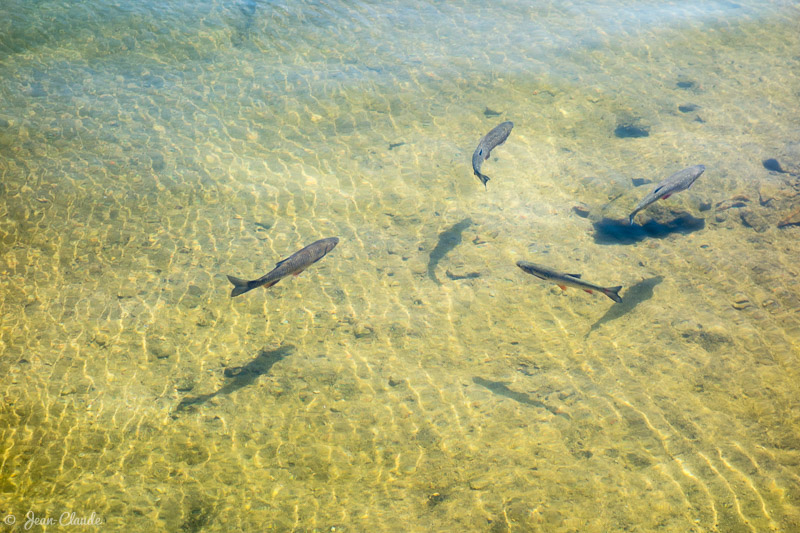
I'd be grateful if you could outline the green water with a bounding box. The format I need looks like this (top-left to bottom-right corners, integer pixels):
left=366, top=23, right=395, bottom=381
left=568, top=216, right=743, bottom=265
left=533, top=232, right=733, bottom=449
left=1, top=0, right=799, bottom=531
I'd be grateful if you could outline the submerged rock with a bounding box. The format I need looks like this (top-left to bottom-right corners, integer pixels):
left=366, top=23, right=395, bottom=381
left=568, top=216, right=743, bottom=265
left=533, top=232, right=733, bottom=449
left=614, top=123, right=649, bottom=138
left=731, top=293, right=752, bottom=310
left=778, top=206, right=800, bottom=228
left=572, top=203, right=590, bottom=218
left=739, top=209, right=769, bottom=232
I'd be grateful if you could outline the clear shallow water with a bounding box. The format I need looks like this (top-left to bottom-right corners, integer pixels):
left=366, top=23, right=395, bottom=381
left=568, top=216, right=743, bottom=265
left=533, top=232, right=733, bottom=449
left=1, top=0, right=799, bottom=531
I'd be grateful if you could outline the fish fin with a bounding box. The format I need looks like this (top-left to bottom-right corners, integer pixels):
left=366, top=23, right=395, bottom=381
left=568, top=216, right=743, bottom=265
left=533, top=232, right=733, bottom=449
left=628, top=213, right=635, bottom=225
left=568, top=274, right=581, bottom=278
left=558, top=285, right=567, bottom=291
left=475, top=171, right=490, bottom=188
left=652, top=185, right=664, bottom=195
left=264, top=279, right=281, bottom=288
left=227, top=275, right=254, bottom=297
left=274, top=258, right=289, bottom=267
left=584, top=289, right=593, bottom=294
left=292, top=269, right=305, bottom=277
left=661, top=193, right=671, bottom=200
left=603, top=286, right=623, bottom=303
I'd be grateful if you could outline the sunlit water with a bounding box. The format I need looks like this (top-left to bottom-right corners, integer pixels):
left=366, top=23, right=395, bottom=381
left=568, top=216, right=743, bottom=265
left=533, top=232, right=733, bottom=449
left=1, top=0, right=799, bottom=531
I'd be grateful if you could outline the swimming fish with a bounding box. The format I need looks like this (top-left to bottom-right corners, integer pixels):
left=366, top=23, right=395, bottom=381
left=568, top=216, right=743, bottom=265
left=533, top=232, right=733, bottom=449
left=227, top=237, right=339, bottom=297
left=472, top=121, right=513, bottom=188
left=629, top=164, right=705, bottom=224
left=516, top=261, right=623, bottom=303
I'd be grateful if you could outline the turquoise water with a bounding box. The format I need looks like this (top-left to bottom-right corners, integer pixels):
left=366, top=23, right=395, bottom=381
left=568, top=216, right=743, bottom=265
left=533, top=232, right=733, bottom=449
left=1, top=1, right=799, bottom=531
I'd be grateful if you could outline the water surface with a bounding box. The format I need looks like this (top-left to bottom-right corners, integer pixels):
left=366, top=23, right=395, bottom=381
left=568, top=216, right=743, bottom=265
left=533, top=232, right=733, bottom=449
left=1, top=0, right=799, bottom=531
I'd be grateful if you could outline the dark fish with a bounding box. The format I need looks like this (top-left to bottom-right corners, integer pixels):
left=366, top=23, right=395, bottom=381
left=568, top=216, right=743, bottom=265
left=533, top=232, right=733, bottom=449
left=427, top=218, right=472, bottom=285
left=586, top=276, right=663, bottom=336
left=629, top=164, right=705, bottom=224
left=517, top=261, right=623, bottom=303
left=483, top=107, right=502, bottom=117
left=227, top=237, right=339, bottom=297
left=388, top=142, right=405, bottom=150
left=472, top=377, right=569, bottom=418
left=472, top=121, right=513, bottom=188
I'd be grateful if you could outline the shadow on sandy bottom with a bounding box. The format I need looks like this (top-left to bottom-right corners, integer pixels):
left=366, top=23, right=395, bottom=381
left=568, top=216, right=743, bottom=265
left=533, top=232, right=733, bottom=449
left=472, top=377, right=570, bottom=419
left=586, top=276, right=663, bottom=337
left=173, top=344, right=294, bottom=416
left=428, top=218, right=473, bottom=285
left=593, top=214, right=704, bottom=245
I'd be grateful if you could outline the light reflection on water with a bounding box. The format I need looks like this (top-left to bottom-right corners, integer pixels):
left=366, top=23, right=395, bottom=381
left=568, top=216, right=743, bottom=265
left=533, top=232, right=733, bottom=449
left=1, top=0, right=799, bottom=531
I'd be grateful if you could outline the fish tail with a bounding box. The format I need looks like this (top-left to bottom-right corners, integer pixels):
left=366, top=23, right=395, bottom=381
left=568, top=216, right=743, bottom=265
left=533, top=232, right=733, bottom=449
left=628, top=212, right=636, bottom=225
left=227, top=275, right=255, bottom=297
left=475, top=171, right=490, bottom=189
left=603, top=286, right=623, bottom=303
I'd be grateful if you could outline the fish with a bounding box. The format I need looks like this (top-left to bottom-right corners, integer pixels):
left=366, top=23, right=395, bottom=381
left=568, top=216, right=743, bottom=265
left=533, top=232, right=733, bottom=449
left=472, top=121, right=513, bottom=188
left=427, top=218, right=472, bottom=285
left=227, top=237, right=339, bottom=297
left=629, top=164, right=705, bottom=224
left=516, top=260, right=623, bottom=303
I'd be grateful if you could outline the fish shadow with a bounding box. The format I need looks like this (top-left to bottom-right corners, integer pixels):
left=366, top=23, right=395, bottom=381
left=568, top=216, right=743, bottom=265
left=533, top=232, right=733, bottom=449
left=593, top=214, right=704, bottom=245
left=472, top=377, right=570, bottom=419
left=586, top=276, right=663, bottom=337
left=427, top=218, right=472, bottom=285
left=173, top=344, right=294, bottom=416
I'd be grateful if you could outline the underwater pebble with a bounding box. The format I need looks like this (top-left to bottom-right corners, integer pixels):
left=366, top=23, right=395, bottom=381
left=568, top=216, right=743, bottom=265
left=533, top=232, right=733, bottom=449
left=572, top=204, right=590, bottom=218
left=148, top=337, right=173, bottom=359
left=614, top=123, right=649, bottom=138
left=778, top=206, right=800, bottom=228
left=761, top=298, right=779, bottom=312
left=469, top=477, right=490, bottom=490
left=353, top=323, right=374, bottom=339
left=175, top=376, right=195, bottom=392
left=739, top=209, right=768, bottom=232
left=731, top=293, right=751, bottom=310
left=93, top=333, right=109, bottom=347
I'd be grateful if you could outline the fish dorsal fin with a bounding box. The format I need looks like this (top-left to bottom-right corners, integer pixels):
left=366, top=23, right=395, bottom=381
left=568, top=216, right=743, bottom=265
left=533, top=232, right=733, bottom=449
left=652, top=185, right=664, bottom=195
left=275, top=257, right=289, bottom=268
left=568, top=273, right=582, bottom=279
